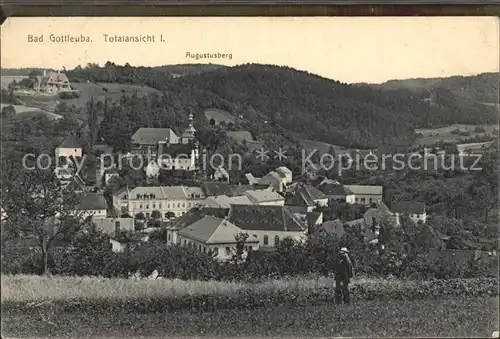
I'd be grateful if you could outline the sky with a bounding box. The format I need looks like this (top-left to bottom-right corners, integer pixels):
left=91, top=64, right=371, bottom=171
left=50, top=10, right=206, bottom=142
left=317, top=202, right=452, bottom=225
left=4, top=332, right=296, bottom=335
left=1, top=16, right=499, bottom=84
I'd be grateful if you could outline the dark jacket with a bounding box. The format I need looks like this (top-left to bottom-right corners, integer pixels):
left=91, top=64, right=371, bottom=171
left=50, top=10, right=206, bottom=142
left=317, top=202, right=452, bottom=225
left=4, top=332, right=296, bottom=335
left=335, top=254, right=353, bottom=280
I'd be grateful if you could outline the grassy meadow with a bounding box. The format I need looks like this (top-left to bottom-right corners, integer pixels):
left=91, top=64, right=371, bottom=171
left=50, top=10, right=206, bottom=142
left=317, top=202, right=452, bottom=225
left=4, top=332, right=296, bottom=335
left=414, top=124, right=498, bottom=146
left=1, top=274, right=498, bottom=337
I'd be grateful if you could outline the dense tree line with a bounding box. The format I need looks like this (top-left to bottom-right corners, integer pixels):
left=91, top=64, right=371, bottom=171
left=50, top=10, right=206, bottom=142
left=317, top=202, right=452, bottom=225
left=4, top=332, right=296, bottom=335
left=65, top=62, right=497, bottom=150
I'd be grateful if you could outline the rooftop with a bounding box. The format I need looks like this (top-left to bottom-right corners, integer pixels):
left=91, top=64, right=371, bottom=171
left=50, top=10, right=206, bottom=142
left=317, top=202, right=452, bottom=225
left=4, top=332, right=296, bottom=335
left=244, top=190, right=284, bottom=203
left=131, top=128, right=178, bottom=145
left=127, top=186, right=204, bottom=200
left=58, top=135, right=83, bottom=149
left=344, top=185, right=383, bottom=196
left=75, top=192, right=108, bottom=211
left=178, top=215, right=259, bottom=245
left=228, top=204, right=307, bottom=232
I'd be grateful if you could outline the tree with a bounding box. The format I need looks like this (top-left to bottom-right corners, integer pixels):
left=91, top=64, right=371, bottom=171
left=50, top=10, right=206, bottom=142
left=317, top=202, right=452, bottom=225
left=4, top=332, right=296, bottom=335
left=1, top=105, right=16, bottom=118
left=151, top=210, right=162, bottom=220
left=468, top=153, right=498, bottom=222
left=1, top=162, right=92, bottom=275
left=164, top=211, right=176, bottom=219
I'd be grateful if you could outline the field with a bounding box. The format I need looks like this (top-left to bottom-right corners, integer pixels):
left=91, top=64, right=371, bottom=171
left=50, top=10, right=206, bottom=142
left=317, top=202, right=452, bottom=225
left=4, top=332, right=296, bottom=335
left=1, top=75, right=26, bottom=89
left=11, top=82, right=161, bottom=114
left=1, top=275, right=498, bottom=337
left=204, top=108, right=237, bottom=125
left=0, top=103, right=62, bottom=121
left=302, top=139, right=371, bottom=155
left=414, top=124, right=498, bottom=146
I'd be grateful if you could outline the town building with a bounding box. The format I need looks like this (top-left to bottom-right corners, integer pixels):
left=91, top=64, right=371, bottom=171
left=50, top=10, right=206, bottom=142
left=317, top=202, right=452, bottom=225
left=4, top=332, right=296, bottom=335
left=227, top=204, right=308, bottom=247
left=245, top=166, right=293, bottom=193
left=177, top=215, right=260, bottom=261
left=33, top=70, right=72, bottom=93
left=55, top=135, right=83, bottom=160
left=344, top=185, right=383, bottom=205
left=72, top=192, right=108, bottom=219
left=122, top=186, right=205, bottom=219
left=391, top=201, right=427, bottom=225
left=317, top=182, right=356, bottom=203
left=244, top=189, right=285, bottom=206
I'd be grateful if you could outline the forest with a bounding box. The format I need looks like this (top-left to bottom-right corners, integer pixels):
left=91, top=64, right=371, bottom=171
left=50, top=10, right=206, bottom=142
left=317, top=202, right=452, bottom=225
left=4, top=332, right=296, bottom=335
left=60, top=62, right=497, bottom=149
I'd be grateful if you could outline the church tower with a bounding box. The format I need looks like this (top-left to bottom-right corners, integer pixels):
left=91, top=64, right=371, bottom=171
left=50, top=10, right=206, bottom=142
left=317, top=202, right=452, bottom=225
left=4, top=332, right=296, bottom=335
left=181, top=112, right=196, bottom=144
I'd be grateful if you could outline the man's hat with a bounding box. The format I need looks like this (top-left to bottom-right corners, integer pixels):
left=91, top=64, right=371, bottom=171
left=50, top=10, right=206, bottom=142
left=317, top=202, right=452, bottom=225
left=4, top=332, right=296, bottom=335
left=339, top=247, right=349, bottom=253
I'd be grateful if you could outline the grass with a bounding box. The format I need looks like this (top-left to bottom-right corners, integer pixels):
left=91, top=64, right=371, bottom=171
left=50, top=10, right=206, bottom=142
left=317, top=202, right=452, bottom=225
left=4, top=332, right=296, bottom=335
left=1, top=275, right=498, bottom=337
left=414, top=124, right=498, bottom=146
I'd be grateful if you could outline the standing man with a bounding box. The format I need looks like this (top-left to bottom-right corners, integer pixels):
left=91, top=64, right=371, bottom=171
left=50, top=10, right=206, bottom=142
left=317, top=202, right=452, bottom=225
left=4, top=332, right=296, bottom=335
left=335, top=247, right=353, bottom=304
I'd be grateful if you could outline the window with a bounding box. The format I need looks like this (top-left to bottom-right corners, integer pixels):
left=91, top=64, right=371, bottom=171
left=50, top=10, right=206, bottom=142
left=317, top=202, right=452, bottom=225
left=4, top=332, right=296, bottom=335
left=152, top=204, right=156, bottom=209
left=168, top=233, right=171, bottom=241
left=167, top=204, right=170, bottom=208
left=183, top=239, right=186, bottom=246
left=369, top=198, right=373, bottom=203
left=164, top=213, right=169, bottom=219
left=225, top=247, right=231, bottom=255
left=360, top=198, right=366, bottom=203
left=247, top=246, right=253, bottom=252
left=146, top=205, right=149, bottom=209
left=158, top=204, right=161, bottom=209
left=182, top=203, right=185, bottom=208
left=212, top=247, right=219, bottom=256
left=188, top=203, right=191, bottom=208
left=198, top=245, right=202, bottom=251
left=275, top=236, right=280, bottom=245
left=263, top=235, right=269, bottom=245
left=146, top=213, right=150, bottom=219
left=140, top=204, right=143, bottom=209
left=177, top=203, right=180, bottom=208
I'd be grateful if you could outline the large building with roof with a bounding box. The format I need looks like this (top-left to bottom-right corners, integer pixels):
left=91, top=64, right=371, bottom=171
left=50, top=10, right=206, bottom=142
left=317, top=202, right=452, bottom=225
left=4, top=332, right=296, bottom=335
left=130, top=113, right=199, bottom=170
left=167, top=204, right=308, bottom=248
left=391, top=201, right=427, bottom=224
left=122, top=185, right=205, bottom=219
left=33, top=70, right=71, bottom=93
left=55, top=134, right=84, bottom=159
left=177, top=215, right=260, bottom=261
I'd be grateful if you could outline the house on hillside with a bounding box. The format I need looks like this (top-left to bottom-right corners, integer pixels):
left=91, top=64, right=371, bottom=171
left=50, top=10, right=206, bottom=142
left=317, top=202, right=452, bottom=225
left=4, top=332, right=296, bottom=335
left=33, top=70, right=72, bottom=93
left=158, top=143, right=198, bottom=171
left=318, top=182, right=356, bottom=203
left=178, top=215, right=260, bottom=261
left=55, top=135, right=83, bottom=160
left=227, top=204, right=308, bottom=247
left=391, top=201, right=427, bottom=225
left=344, top=185, right=383, bottom=206
left=131, top=127, right=179, bottom=157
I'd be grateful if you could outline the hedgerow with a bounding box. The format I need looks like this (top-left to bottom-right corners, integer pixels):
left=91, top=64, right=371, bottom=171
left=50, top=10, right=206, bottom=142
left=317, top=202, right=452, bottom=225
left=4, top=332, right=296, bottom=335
left=1, top=226, right=497, bottom=281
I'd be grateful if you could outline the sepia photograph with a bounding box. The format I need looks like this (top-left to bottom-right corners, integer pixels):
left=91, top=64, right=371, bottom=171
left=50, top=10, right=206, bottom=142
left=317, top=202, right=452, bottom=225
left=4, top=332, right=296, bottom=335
left=0, top=16, right=499, bottom=337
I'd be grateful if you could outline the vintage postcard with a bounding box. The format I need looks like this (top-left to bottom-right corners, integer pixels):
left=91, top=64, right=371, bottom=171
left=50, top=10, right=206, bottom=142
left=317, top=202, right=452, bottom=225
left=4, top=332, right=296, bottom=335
left=1, top=16, right=499, bottom=338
